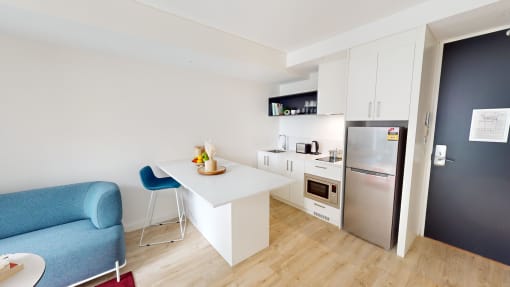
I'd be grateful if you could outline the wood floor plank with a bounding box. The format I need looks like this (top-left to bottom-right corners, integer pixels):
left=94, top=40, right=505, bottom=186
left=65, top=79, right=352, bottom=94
left=81, top=198, right=510, bottom=287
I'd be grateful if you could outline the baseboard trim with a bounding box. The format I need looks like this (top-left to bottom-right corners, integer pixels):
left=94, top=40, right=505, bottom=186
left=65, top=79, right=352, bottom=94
left=124, top=213, right=177, bottom=232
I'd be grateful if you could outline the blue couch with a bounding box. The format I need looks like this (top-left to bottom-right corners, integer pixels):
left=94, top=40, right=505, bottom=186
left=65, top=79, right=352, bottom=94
left=0, top=182, right=126, bottom=287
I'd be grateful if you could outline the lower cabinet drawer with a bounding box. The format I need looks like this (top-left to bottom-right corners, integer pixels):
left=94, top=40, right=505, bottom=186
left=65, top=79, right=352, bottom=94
left=304, top=198, right=341, bottom=227
left=304, top=161, right=342, bottom=181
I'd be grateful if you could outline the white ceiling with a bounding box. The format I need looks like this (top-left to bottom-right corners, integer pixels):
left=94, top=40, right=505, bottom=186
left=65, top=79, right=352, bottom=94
left=136, top=0, right=429, bottom=52
left=429, top=1, right=510, bottom=42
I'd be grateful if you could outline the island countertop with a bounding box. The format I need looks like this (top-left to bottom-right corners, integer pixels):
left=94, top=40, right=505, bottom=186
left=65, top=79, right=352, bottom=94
left=158, top=158, right=293, bottom=207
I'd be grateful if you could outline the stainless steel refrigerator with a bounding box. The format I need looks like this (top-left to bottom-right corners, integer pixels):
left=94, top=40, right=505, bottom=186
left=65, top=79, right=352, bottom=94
left=344, top=126, right=406, bottom=250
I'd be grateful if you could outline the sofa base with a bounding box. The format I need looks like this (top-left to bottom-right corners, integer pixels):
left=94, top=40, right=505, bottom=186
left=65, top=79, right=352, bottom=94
left=69, top=259, right=127, bottom=287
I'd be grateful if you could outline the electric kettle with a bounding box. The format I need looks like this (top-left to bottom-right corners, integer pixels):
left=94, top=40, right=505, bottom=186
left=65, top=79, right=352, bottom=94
left=311, top=141, right=319, bottom=154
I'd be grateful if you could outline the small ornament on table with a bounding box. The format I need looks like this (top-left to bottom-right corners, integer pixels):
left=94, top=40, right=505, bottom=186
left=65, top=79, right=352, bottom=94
left=204, top=140, right=217, bottom=172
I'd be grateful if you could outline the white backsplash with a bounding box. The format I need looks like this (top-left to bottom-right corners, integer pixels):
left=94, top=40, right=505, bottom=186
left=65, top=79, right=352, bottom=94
left=278, top=115, right=345, bottom=155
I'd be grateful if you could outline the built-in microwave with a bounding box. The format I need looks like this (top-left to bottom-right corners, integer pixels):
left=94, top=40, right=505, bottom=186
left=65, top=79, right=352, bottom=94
left=304, top=173, right=340, bottom=208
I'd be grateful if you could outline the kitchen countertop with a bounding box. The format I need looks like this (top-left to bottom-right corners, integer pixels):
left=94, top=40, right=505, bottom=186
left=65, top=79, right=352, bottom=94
left=259, top=149, right=343, bottom=167
left=158, top=158, right=294, bottom=207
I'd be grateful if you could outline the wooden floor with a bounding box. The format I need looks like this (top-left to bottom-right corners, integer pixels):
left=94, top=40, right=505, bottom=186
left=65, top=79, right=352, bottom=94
left=83, top=198, right=510, bottom=287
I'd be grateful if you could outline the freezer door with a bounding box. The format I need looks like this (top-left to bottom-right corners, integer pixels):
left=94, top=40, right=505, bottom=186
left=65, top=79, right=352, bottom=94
left=346, top=127, right=401, bottom=175
left=343, top=167, right=397, bottom=250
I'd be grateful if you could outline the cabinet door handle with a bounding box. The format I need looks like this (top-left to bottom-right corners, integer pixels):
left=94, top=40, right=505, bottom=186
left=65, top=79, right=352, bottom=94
left=286, top=160, right=289, bottom=171
left=377, top=101, right=381, bottom=118
left=368, top=102, right=372, bottom=118
left=314, top=203, right=326, bottom=208
left=314, top=165, right=327, bottom=169
left=290, top=161, right=293, bottom=172
left=265, top=156, right=268, bottom=166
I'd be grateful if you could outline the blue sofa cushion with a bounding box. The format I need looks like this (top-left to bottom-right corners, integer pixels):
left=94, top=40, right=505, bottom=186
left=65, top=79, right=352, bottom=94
left=0, top=183, right=89, bottom=239
left=0, top=182, right=122, bottom=239
left=0, top=220, right=126, bottom=287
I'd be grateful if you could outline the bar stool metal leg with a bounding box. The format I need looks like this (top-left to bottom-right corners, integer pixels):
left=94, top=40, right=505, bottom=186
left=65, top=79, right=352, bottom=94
left=139, top=188, right=186, bottom=247
left=175, top=187, right=186, bottom=240
left=139, top=190, right=156, bottom=247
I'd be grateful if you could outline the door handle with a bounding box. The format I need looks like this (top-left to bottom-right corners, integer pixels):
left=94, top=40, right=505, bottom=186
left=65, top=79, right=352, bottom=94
left=286, top=160, right=289, bottom=171
left=435, top=157, right=455, bottom=163
left=433, top=145, right=455, bottom=166
left=368, top=102, right=372, bottom=118
left=314, top=166, right=327, bottom=169
left=376, top=101, right=381, bottom=117
left=290, top=161, right=293, bottom=172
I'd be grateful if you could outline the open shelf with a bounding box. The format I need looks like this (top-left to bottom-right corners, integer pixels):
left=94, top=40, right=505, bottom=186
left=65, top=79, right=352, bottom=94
left=268, top=91, right=317, bottom=116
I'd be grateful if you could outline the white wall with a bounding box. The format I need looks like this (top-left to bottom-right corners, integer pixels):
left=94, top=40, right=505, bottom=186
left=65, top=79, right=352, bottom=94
left=0, top=0, right=297, bottom=83
left=395, top=26, right=427, bottom=256
left=278, top=115, right=345, bottom=154
left=403, top=28, right=441, bottom=249
left=0, top=32, right=278, bottom=231
left=278, top=72, right=317, bottom=96
left=287, top=0, right=499, bottom=66
left=277, top=72, right=344, bottom=155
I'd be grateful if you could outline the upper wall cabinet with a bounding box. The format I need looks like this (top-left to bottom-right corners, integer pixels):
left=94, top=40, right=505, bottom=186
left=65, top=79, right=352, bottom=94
left=346, top=31, right=417, bottom=121
left=279, top=72, right=317, bottom=96
left=346, top=47, right=378, bottom=120
left=317, top=59, right=348, bottom=115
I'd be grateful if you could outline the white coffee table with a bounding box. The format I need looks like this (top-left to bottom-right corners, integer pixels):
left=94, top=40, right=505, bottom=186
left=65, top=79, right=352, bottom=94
left=1, top=253, right=45, bottom=287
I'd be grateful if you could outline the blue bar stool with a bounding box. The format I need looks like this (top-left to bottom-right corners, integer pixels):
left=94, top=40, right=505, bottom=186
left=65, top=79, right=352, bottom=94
left=138, top=166, right=186, bottom=247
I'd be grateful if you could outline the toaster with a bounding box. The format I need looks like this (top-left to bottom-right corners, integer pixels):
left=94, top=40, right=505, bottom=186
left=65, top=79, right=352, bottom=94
left=296, top=143, right=311, bottom=154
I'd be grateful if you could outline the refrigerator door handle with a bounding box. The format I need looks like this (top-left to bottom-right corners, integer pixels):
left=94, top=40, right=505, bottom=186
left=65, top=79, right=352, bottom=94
left=349, top=167, right=391, bottom=178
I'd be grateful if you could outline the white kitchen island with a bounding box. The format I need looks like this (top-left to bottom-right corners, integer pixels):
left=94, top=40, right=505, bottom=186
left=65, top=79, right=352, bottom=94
left=158, top=158, right=293, bottom=266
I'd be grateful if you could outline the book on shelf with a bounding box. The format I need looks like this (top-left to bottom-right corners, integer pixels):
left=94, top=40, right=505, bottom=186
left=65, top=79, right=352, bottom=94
left=272, top=103, right=283, bottom=116
left=272, top=103, right=282, bottom=116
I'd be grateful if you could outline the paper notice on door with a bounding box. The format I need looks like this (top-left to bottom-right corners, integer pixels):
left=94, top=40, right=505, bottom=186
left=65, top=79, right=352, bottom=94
left=469, top=108, right=510, bottom=143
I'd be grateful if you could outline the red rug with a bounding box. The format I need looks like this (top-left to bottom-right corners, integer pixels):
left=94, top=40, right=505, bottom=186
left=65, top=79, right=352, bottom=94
left=96, top=271, right=135, bottom=287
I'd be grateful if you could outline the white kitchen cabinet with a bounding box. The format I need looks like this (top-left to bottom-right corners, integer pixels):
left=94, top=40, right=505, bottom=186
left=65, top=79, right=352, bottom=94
left=283, top=158, right=305, bottom=208
left=304, top=198, right=341, bottom=227
left=317, top=59, right=348, bottom=115
left=257, top=152, right=305, bottom=208
left=271, top=182, right=290, bottom=200
left=374, top=43, right=415, bottom=120
left=346, top=47, right=378, bottom=121
left=304, top=161, right=342, bottom=181
left=346, top=30, right=417, bottom=121
left=257, top=151, right=281, bottom=173
left=257, top=152, right=289, bottom=199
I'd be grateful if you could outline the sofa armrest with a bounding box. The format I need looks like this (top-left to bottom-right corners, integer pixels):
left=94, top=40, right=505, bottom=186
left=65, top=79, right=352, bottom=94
left=84, top=182, right=123, bottom=229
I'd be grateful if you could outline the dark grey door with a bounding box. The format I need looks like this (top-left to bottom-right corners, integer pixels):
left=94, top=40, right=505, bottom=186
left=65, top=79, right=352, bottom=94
left=425, top=29, right=510, bottom=264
